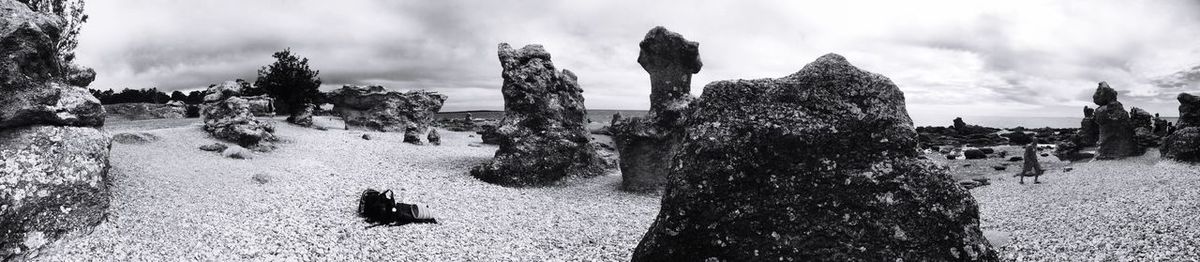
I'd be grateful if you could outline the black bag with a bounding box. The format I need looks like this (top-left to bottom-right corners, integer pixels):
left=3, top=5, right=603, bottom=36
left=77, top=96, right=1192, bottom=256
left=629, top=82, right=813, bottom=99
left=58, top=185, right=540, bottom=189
left=358, top=189, right=438, bottom=227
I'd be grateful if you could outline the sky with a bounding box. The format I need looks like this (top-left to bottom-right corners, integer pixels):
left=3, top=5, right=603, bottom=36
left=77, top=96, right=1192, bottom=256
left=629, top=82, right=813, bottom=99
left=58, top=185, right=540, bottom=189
left=75, top=0, right=1200, bottom=122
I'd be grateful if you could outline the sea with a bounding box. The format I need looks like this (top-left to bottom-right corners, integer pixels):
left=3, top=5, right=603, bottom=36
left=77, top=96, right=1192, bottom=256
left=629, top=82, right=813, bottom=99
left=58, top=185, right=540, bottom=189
left=437, top=110, right=1177, bottom=129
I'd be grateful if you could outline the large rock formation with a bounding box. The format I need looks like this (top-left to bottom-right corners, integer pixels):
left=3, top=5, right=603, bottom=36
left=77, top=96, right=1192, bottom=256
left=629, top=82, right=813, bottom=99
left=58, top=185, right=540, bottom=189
left=103, top=102, right=186, bottom=120
left=1091, top=82, right=1140, bottom=159
left=1130, top=107, right=1160, bottom=149
left=325, top=85, right=446, bottom=143
left=1, top=126, right=111, bottom=259
left=202, top=96, right=276, bottom=148
left=632, top=54, right=996, bottom=261
left=1077, top=106, right=1098, bottom=146
left=1163, top=93, right=1200, bottom=162
left=470, top=43, right=604, bottom=186
left=612, top=27, right=701, bottom=191
left=0, top=1, right=111, bottom=259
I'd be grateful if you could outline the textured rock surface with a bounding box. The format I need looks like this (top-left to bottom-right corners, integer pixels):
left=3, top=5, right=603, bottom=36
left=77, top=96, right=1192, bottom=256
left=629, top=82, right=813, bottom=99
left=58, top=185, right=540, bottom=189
left=325, top=85, right=446, bottom=143
left=1164, top=93, right=1200, bottom=162
left=612, top=27, right=700, bottom=192
left=1091, top=82, right=1139, bottom=159
left=470, top=43, right=603, bottom=187
left=632, top=54, right=996, bottom=261
left=427, top=129, right=441, bottom=146
left=0, top=7, right=103, bottom=129
left=0, top=126, right=111, bottom=260
left=201, top=97, right=276, bottom=147
left=286, top=103, right=315, bottom=127
left=1077, top=106, right=1098, bottom=146
left=103, top=103, right=185, bottom=120
left=1130, top=107, right=1153, bottom=131
left=202, top=80, right=247, bottom=103
left=0, top=82, right=104, bottom=128
left=242, top=95, right=276, bottom=117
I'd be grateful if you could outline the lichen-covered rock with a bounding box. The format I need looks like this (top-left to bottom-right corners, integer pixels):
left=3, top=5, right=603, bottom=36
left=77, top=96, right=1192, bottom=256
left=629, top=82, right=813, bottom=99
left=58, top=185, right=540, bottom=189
left=325, top=85, right=446, bottom=142
left=0, top=0, right=63, bottom=88
left=0, top=126, right=111, bottom=260
left=202, top=80, right=248, bottom=103
left=0, top=82, right=104, bottom=128
left=612, top=27, right=700, bottom=192
left=103, top=103, right=185, bottom=120
left=1091, top=82, right=1140, bottom=159
left=1164, top=93, right=1200, bottom=162
left=632, top=54, right=996, bottom=261
left=470, top=43, right=604, bottom=187
left=201, top=97, right=276, bottom=147
left=286, top=103, right=315, bottom=127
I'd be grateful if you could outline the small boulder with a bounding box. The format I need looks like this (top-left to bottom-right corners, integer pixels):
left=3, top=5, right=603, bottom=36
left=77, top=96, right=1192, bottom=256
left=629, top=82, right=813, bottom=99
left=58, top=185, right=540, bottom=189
left=427, top=129, right=441, bottom=146
left=963, top=149, right=987, bottom=159
left=221, top=145, right=253, bottom=159
left=111, top=132, right=160, bottom=144
left=1008, top=156, right=1023, bottom=162
left=199, top=143, right=228, bottom=152
left=251, top=173, right=272, bottom=184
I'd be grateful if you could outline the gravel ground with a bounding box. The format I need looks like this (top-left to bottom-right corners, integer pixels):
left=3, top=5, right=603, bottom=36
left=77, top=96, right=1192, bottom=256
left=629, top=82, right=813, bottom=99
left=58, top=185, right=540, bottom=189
left=973, top=150, right=1200, bottom=261
left=32, top=117, right=660, bottom=261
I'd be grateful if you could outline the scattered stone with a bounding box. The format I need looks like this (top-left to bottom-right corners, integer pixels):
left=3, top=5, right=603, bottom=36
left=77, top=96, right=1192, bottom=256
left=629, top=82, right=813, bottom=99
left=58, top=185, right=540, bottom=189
left=963, top=149, right=987, bottom=159
left=403, top=126, right=424, bottom=145
left=361, top=134, right=371, bottom=140
left=1062, top=167, right=1074, bottom=172
left=468, top=143, right=483, bottom=147
left=221, top=145, right=253, bottom=159
left=470, top=43, right=606, bottom=187
left=979, top=147, right=995, bottom=154
left=427, top=129, right=441, bottom=146
left=993, top=165, right=1007, bottom=171
left=632, top=54, right=996, bottom=261
left=1008, top=156, right=1023, bottom=162
left=325, top=85, right=446, bottom=135
left=251, top=173, right=272, bottom=184
left=1091, top=82, right=1140, bottom=159
left=612, top=27, right=700, bottom=192
left=199, top=143, right=228, bottom=152
left=111, top=132, right=160, bottom=144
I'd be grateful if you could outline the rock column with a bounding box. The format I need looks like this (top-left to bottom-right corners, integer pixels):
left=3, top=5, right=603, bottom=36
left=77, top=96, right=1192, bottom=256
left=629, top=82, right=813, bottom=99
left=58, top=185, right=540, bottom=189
left=1091, top=82, right=1139, bottom=159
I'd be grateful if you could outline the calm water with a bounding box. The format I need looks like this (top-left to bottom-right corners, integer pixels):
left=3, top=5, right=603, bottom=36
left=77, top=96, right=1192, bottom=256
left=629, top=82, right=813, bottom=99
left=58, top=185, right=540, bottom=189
left=439, top=110, right=1176, bottom=129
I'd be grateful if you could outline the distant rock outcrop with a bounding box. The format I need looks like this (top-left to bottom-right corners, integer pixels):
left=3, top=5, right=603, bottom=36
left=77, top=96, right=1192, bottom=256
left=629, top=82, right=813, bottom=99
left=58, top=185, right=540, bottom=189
left=1077, top=106, right=1098, bottom=146
left=201, top=96, right=276, bottom=148
left=325, top=85, right=446, bottom=143
left=632, top=54, right=996, bottom=261
left=0, top=1, right=111, bottom=259
left=611, top=27, right=700, bottom=191
left=103, top=103, right=186, bottom=120
left=1163, top=93, right=1200, bottom=162
left=1091, top=82, right=1140, bottom=159
left=470, top=43, right=605, bottom=187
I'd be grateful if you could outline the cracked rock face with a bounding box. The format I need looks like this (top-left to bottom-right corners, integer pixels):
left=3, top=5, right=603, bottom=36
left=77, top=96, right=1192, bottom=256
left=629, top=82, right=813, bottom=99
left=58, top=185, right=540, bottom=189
left=632, top=54, right=997, bottom=261
left=0, top=126, right=111, bottom=259
left=470, top=43, right=604, bottom=187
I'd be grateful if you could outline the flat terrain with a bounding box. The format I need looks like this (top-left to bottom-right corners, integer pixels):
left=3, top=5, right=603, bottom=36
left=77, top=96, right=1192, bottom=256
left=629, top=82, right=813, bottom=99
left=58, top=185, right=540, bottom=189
left=29, top=117, right=1200, bottom=261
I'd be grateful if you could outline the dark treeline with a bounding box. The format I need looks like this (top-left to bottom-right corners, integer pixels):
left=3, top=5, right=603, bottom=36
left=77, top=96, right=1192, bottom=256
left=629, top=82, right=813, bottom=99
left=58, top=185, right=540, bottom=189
left=89, top=88, right=205, bottom=105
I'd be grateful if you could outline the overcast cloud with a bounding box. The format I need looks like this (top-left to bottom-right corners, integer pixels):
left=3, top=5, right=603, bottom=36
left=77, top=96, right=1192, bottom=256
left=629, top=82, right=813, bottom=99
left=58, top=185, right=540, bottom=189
left=76, top=0, right=1200, bottom=120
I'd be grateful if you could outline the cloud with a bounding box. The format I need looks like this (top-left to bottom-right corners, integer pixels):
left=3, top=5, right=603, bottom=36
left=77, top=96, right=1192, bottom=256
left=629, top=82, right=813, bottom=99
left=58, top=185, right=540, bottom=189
left=75, top=0, right=1200, bottom=117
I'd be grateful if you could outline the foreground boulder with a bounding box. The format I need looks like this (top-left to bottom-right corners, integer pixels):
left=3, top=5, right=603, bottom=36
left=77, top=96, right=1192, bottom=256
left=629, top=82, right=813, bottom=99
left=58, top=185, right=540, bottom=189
left=202, top=96, right=276, bottom=147
left=470, top=43, right=604, bottom=186
left=612, top=27, right=700, bottom=191
left=0, top=126, right=111, bottom=259
left=1164, top=93, right=1200, bottom=162
left=325, top=85, right=446, bottom=143
left=1091, top=82, right=1139, bottom=159
left=632, top=54, right=996, bottom=261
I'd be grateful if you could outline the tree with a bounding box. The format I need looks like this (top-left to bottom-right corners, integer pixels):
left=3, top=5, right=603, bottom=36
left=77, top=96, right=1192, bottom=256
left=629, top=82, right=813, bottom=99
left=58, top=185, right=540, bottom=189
left=170, top=91, right=187, bottom=102
left=255, top=48, right=321, bottom=115
left=18, top=0, right=88, bottom=68
left=185, top=91, right=204, bottom=104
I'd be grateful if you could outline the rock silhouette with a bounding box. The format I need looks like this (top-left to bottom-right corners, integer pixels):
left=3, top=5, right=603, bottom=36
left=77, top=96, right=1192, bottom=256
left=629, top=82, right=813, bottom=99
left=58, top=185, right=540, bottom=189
left=470, top=43, right=604, bottom=186
left=1077, top=106, right=1098, bottom=146
left=632, top=54, right=996, bottom=261
left=1163, top=93, right=1200, bottom=162
left=612, top=27, right=700, bottom=191
left=1091, top=82, right=1139, bottom=159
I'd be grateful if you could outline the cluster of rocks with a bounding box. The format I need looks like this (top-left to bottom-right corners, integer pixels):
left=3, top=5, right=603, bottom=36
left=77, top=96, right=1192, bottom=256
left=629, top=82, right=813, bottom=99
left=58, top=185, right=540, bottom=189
left=200, top=80, right=277, bottom=149
left=1057, top=82, right=1167, bottom=161
left=102, top=102, right=187, bottom=120
left=602, top=27, right=995, bottom=260
left=1163, top=93, right=1200, bottom=162
left=609, top=26, right=701, bottom=192
left=324, top=85, right=446, bottom=145
left=0, top=1, right=112, bottom=259
left=469, top=43, right=607, bottom=187
left=917, top=118, right=1074, bottom=149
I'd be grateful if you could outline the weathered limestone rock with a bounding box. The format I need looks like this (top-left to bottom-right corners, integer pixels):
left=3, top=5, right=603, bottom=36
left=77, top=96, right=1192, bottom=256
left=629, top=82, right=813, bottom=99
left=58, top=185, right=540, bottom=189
left=1077, top=106, right=1098, bottom=146
left=103, top=103, right=185, bottom=120
left=0, top=10, right=103, bottom=129
left=0, top=126, right=111, bottom=260
left=1163, top=93, right=1200, bottom=162
left=286, top=103, right=315, bottom=127
left=612, top=27, right=701, bottom=192
left=632, top=54, right=996, bottom=261
left=470, top=43, right=604, bottom=186
left=325, top=85, right=446, bottom=143
left=1091, top=82, right=1139, bottom=159
left=242, top=95, right=276, bottom=117
left=0, top=82, right=104, bottom=128
left=202, top=80, right=247, bottom=103
left=201, top=96, right=276, bottom=147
